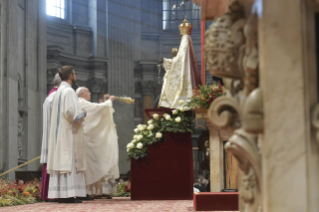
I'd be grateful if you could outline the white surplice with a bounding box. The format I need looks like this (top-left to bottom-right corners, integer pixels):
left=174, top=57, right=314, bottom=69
left=40, top=91, right=57, bottom=164
left=47, top=81, right=87, bottom=198
left=78, top=98, right=119, bottom=195
left=158, top=34, right=201, bottom=108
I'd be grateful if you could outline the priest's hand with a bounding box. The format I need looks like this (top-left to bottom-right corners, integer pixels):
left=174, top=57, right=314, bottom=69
left=110, top=96, right=116, bottom=102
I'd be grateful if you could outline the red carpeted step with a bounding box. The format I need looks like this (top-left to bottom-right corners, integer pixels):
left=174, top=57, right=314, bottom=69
left=193, top=192, right=239, bottom=211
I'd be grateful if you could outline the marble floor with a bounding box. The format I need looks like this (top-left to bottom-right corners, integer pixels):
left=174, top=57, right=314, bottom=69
left=1, top=197, right=238, bottom=212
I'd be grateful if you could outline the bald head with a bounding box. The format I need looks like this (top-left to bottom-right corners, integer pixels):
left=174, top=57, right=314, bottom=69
left=76, top=87, right=91, bottom=101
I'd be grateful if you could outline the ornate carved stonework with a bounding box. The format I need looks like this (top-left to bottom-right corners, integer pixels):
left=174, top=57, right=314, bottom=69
left=141, top=81, right=156, bottom=95
left=204, top=2, right=245, bottom=80
left=205, top=1, right=262, bottom=211
left=87, top=78, right=104, bottom=94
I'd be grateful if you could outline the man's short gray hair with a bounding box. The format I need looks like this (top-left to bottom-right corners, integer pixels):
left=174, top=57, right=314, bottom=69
left=53, top=73, right=62, bottom=86
left=76, top=87, right=84, bottom=97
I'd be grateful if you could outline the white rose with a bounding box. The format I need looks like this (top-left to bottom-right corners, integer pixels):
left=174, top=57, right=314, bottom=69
left=175, top=117, right=181, bottom=123
left=147, top=119, right=153, bottom=125
left=165, top=115, right=171, bottom=120
left=148, top=132, right=153, bottom=137
left=180, top=107, right=186, bottom=112
left=134, top=128, right=139, bottom=133
left=126, top=143, right=134, bottom=149
left=133, top=135, right=138, bottom=139
left=137, top=125, right=143, bottom=131
left=172, top=109, right=178, bottom=115
left=147, top=124, right=154, bottom=130
left=163, top=113, right=169, bottom=118
left=153, top=114, right=159, bottom=120
left=178, top=100, right=185, bottom=105
left=156, top=132, right=162, bottom=138
left=137, top=135, right=143, bottom=141
left=126, top=148, right=130, bottom=152
left=142, top=125, right=147, bottom=130
left=137, top=142, right=143, bottom=149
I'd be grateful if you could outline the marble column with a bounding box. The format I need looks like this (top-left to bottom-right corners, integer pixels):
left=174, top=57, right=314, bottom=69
left=260, top=0, right=319, bottom=211
left=0, top=0, right=19, bottom=179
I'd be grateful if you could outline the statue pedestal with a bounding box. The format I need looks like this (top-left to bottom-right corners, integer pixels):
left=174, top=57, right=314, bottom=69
left=131, top=132, right=193, bottom=200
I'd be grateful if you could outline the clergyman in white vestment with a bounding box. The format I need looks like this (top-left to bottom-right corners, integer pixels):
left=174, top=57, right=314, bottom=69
left=40, top=73, right=61, bottom=201
left=76, top=87, right=119, bottom=196
left=47, top=66, right=87, bottom=203
left=158, top=19, right=201, bottom=108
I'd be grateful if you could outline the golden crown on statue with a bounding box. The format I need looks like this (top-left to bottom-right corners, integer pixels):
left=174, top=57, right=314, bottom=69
left=179, top=19, right=192, bottom=35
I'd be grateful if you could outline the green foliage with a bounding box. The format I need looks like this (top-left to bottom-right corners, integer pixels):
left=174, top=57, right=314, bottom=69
left=186, top=82, right=226, bottom=110
left=127, top=109, right=194, bottom=160
left=111, top=183, right=131, bottom=197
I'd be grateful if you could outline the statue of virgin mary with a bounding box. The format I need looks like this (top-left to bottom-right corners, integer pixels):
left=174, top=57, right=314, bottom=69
left=158, top=19, right=201, bottom=109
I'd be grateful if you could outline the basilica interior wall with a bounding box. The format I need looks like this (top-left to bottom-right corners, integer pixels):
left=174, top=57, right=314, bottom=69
left=0, top=0, right=47, bottom=180
left=0, top=0, right=205, bottom=177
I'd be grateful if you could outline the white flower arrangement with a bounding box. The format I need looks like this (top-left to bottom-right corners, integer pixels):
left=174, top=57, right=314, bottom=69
left=132, top=139, right=139, bottom=143
left=156, top=132, right=162, bottom=138
left=127, top=143, right=134, bottom=149
left=138, top=124, right=147, bottom=131
left=137, top=142, right=143, bottom=149
left=136, top=135, right=143, bottom=141
left=180, top=107, right=186, bottom=112
left=165, top=115, right=171, bottom=120
left=153, top=114, right=159, bottom=120
left=147, top=124, right=154, bottom=130
left=178, top=100, right=185, bottom=105
left=128, top=107, right=193, bottom=160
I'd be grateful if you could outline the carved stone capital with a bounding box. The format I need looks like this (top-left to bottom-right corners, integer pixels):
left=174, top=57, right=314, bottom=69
left=141, top=81, right=156, bottom=95
left=87, top=78, right=104, bottom=94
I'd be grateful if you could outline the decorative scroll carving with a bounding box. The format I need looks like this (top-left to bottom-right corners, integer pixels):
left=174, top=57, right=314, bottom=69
left=207, top=96, right=241, bottom=130
left=17, top=117, right=25, bottom=158
left=205, top=1, right=262, bottom=211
